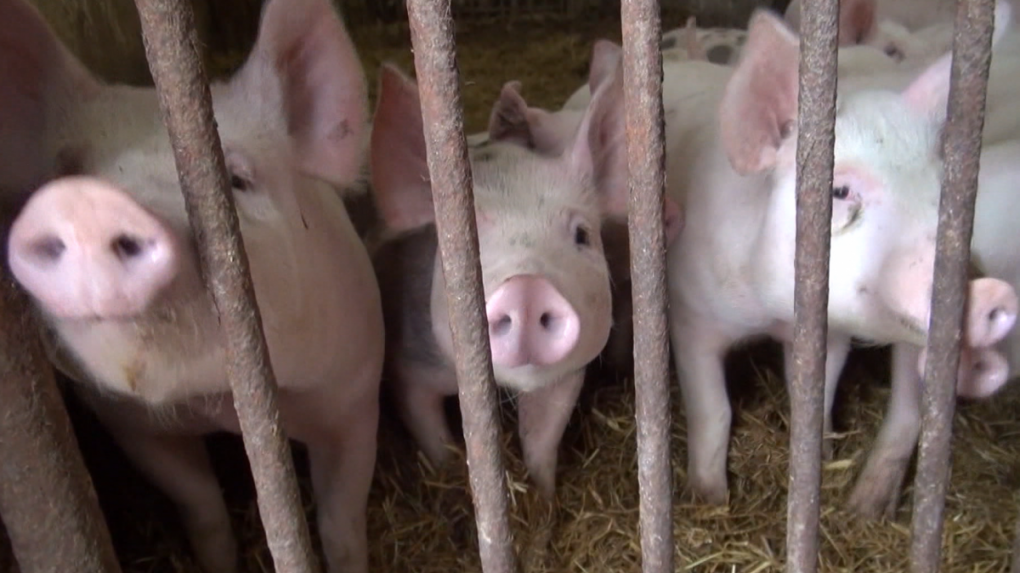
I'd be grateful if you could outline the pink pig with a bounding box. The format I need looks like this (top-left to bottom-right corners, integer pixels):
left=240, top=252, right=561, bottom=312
left=2, top=0, right=384, bottom=571
left=368, top=61, right=679, bottom=497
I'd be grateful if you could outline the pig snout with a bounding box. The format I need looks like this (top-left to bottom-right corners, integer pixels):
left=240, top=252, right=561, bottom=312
left=7, top=176, right=179, bottom=319
left=917, top=345, right=1010, bottom=399
left=485, top=275, right=581, bottom=368
left=966, top=278, right=1018, bottom=348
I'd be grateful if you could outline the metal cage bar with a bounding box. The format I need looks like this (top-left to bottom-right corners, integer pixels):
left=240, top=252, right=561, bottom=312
left=618, top=0, right=676, bottom=572
left=786, top=0, right=839, bottom=571
left=403, top=2, right=519, bottom=573
left=131, top=0, right=320, bottom=571
left=910, top=0, right=997, bottom=571
left=0, top=284, right=122, bottom=573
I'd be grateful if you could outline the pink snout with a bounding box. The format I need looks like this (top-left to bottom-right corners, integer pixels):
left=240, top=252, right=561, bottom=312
left=7, top=176, right=179, bottom=319
left=485, top=275, right=581, bottom=368
left=918, top=346, right=1011, bottom=399
left=965, top=278, right=1018, bottom=348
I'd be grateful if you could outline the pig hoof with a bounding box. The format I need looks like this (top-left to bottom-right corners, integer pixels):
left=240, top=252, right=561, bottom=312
left=846, top=459, right=908, bottom=520
left=687, top=475, right=729, bottom=506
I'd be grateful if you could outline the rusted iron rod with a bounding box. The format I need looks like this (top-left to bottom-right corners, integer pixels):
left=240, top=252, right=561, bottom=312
left=0, top=280, right=122, bottom=573
left=403, top=2, right=518, bottom=573
left=910, top=0, right=996, bottom=571
left=619, top=0, right=675, bottom=572
left=132, top=1, right=319, bottom=572
left=786, top=0, right=839, bottom=571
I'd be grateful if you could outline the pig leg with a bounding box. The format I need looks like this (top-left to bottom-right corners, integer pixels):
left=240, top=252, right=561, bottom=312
left=517, top=370, right=585, bottom=498
left=847, top=342, right=922, bottom=519
left=391, top=360, right=458, bottom=466
left=673, top=317, right=733, bottom=505
left=300, top=394, right=378, bottom=573
left=782, top=333, right=852, bottom=460
left=100, top=425, right=237, bottom=573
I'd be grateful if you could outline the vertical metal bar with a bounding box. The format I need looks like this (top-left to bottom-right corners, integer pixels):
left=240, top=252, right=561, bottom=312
left=131, top=1, right=319, bottom=572
left=0, top=281, right=122, bottom=573
left=786, top=0, right=839, bottom=571
left=910, top=0, right=995, bottom=571
left=618, top=1, right=675, bottom=572
left=403, top=2, right=518, bottom=573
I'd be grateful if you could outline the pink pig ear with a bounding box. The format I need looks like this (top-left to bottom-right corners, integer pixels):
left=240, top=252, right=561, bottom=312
left=233, top=0, right=369, bottom=189
left=838, top=0, right=877, bottom=45
left=566, top=53, right=629, bottom=218
left=719, top=9, right=800, bottom=175
left=0, top=0, right=99, bottom=196
left=369, top=64, right=436, bottom=233
left=901, top=0, right=1013, bottom=122
left=589, top=39, right=623, bottom=94
left=487, top=81, right=535, bottom=148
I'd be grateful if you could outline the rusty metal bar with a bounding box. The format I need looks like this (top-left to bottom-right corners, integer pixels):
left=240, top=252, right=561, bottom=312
left=786, top=0, right=839, bottom=571
left=910, top=0, right=996, bottom=571
left=0, top=280, right=122, bottom=573
left=619, top=0, right=675, bottom=572
left=403, top=2, right=518, bottom=573
left=132, top=1, right=319, bottom=572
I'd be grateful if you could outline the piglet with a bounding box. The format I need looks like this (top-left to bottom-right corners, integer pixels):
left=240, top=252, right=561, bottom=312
left=483, top=79, right=684, bottom=377
left=2, top=0, right=384, bottom=571
left=368, top=60, right=677, bottom=497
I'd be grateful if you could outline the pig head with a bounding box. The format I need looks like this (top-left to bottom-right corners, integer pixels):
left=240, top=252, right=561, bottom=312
left=2, top=0, right=384, bottom=571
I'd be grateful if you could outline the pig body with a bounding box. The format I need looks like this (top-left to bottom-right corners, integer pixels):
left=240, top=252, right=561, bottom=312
left=368, top=61, right=672, bottom=497
left=663, top=3, right=1019, bottom=511
left=2, top=1, right=383, bottom=572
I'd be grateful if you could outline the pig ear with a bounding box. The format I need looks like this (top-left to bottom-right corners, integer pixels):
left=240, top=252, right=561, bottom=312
left=838, top=0, right=877, bottom=45
left=719, top=9, right=800, bottom=175
left=369, top=64, right=436, bottom=233
left=567, top=59, right=629, bottom=217
left=683, top=16, right=708, bottom=61
left=0, top=0, right=99, bottom=194
left=487, top=81, right=534, bottom=148
left=235, top=0, right=368, bottom=188
left=901, top=0, right=1013, bottom=121
left=589, top=39, right=623, bottom=93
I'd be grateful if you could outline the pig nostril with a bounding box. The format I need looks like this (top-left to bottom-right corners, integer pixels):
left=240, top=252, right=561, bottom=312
left=540, top=312, right=552, bottom=329
left=29, top=236, right=66, bottom=263
left=111, top=234, right=145, bottom=261
left=491, top=315, right=513, bottom=336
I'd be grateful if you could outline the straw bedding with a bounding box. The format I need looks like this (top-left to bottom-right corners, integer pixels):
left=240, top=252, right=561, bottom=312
left=57, top=11, right=1020, bottom=573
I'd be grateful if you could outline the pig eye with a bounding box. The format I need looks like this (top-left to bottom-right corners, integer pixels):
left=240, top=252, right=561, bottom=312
left=574, top=225, right=591, bottom=247
left=230, top=172, right=252, bottom=192
left=884, top=44, right=904, bottom=60
left=832, top=185, right=851, bottom=200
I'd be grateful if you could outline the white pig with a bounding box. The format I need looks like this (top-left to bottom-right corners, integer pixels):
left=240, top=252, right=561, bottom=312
left=368, top=62, right=681, bottom=497
left=663, top=2, right=1018, bottom=511
left=2, top=0, right=383, bottom=572
left=850, top=139, right=1020, bottom=517
left=786, top=0, right=958, bottom=34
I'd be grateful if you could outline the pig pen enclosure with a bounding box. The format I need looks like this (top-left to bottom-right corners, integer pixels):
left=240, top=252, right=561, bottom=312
left=3, top=0, right=1020, bottom=572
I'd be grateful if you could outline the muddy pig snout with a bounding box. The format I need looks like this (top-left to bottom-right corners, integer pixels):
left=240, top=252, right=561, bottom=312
left=7, top=176, right=179, bottom=320
left=485, top=274, right=581, bottom=368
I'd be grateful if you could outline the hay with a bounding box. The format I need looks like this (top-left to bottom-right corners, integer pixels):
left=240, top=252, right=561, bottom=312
left=68, top=14, right=1020, bottom=573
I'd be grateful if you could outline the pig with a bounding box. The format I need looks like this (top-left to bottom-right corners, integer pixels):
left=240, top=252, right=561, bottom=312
left=852, top=139, right=1020, bottom=517
left=482, top=78, right=685, bottom=377
left=785, top=0, right=958, bottom=34
left=367, top=60, right=680, bottom=497
left=661, top=1, right=1019, bottom=513
left=1, top=0, right=384, bottom=572
left=658, top=16, right=747, bottom=66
